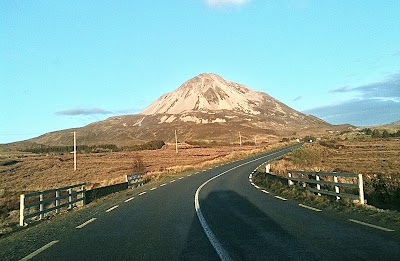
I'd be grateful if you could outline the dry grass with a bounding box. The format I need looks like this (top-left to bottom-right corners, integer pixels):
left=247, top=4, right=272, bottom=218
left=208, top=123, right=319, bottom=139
left=269, top=139, right=400, bottom=176
left=267, top=139, right=400, bottom=210
left=0, top=142, right=282, bottom=232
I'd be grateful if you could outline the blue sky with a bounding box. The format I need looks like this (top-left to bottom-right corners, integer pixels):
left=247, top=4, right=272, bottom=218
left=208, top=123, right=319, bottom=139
left=1, top=0, right=399, bottom=143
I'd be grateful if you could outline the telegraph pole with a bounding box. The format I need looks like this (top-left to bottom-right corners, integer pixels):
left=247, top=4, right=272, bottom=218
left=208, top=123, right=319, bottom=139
left=239, top=132, right=242, bottom=146
left=73, top=131, right=77, bottom=171
left=175, top=130, right=178, bottom=154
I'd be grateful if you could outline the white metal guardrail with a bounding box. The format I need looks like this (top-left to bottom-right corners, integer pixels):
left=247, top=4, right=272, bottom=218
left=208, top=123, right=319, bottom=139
left=126, top=173, right=145, bottom=188
left=20, top=183, right=86, bottom=226
left=287, top=170, right=364, bottom=204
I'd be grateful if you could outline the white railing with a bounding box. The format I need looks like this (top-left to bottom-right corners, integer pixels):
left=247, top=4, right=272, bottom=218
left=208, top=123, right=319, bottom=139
left=126, top=173, right=145, bottom=188
left=287, top=170, right=365, bottom=204
left=20, top=183, right=85, bottom=226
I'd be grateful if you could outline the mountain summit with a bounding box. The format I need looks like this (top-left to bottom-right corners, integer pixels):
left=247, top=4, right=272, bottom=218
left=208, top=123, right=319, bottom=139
left=141, top=73, right=284, bottom=116
left=12, top=73, right=346, bottom=147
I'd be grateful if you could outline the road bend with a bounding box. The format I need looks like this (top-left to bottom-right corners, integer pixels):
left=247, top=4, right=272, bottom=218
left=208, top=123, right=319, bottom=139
left=3, top=143, right=399, bottom=260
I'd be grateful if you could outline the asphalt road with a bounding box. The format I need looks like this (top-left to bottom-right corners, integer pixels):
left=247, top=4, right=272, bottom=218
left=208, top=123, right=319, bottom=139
left=2, top=144, right=399, bottom=260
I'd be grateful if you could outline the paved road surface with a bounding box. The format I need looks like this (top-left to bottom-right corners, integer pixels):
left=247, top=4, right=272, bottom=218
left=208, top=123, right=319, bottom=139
left=2, top=144, right=399, bottom=260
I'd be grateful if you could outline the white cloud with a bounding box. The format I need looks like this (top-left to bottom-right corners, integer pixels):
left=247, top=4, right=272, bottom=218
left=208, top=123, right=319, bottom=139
left=205, top=0, right=250, bottom=8
left=55, top=108, right=112, bottom=116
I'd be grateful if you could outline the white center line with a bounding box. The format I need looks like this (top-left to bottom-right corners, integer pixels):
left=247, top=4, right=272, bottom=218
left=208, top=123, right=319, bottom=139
left=261, top=190, right=269, bottom=194
left=275, top=196, right=287, bottom=201
left=160, top=183, right=167, bottom=187
left=20, top=240, right=59, bottom=261
left=179, top=177, right=184, bottom=180
left=150, top=187, right=157, bottom=191
left=106, top=205, right=119, bottom=213
left=170, top=180, right=176, bottom=183
left=254, top=185, right=260, bottom=189
left=187, top=174, right=192, bottom=177
left=76, top=217, right=97, bottom=229
left=299, top=204, right=322, bottom=212
left=124, top=197, right=135, bottom=203
left=138, top=192, right=147, bottom=196
left=349, top=219, right=395, bottom=232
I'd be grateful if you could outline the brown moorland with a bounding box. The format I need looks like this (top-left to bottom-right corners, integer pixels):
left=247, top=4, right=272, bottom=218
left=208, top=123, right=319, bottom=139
left=0, top=142, right=282, bottom=233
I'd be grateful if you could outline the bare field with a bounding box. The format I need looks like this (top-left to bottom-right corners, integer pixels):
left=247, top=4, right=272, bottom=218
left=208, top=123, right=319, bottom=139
left=0, top=143, right=280, bottom=231
left=271, top=139, right=400, bottom=177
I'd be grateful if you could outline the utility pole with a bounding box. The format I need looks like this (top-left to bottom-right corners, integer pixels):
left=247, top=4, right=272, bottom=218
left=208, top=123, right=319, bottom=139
left=175, top=130, right=178, bottom=154
left=239, top=131, right=242, bottom=146
left=73, top=131, right=77, bottom=171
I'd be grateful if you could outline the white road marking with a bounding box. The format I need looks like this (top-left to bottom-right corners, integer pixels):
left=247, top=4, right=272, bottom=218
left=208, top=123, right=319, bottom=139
left=194, top=150, right=288, bottom=261
left=160, top=183, right=167, bottom=187
left=124, top=197, right=135, bottom=203
left=150, top=187, right=157, bottom=191
left=106, top=205, right=119, bottom=213
left=76, top=218, right=97, bottom=229
left=275, top=196, right=287, bottom=201
left=299, top=204, right=322, bottom=212
left=170, top=180, right=176, bottom=183
left=254, top=185, right=260, bottom=189
left=261, top=190, right=269, bottom=194
left=20, top=240, right=59, bottom=261
left=349, top=219, right=395, bottom=232
left=179, top=177, right=184, bottom=180
left=187, top=174, right=192, bottom=177
left=250, top=182, right=255, bottom=186
left=138, top=192, right=147, bottom=196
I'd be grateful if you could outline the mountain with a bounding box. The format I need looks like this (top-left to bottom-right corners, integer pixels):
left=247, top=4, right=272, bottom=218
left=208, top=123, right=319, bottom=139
left=3, top=73, right=349, bottom=149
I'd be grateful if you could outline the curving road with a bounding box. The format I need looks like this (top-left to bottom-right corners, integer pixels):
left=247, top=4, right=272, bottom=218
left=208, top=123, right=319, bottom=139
left=3, top=144, right=399, bottom=260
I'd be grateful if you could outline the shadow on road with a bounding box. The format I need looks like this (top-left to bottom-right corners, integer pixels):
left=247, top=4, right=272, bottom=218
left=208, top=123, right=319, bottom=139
left=185, top=190, right=319, bottom=261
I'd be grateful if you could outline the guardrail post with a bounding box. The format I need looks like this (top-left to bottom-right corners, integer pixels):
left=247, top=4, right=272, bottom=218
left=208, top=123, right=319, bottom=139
left=288, top=172, right=294, bottom=186
left=265, top=164, right=270, bottom=174
left=81, top=184, right=86, bottom=206
left=358, top=174, right=365, bottom=204
left=316, top=175, right=321, bottom=196
left=20, top=194, right=25, bottom=227
left=68, top=188, right=73, bottom=210
left=334, top=176, right=340, bottom=200
left=55, top=190, right=60, bottom=214
left=39, top=193, right=44, bottom=220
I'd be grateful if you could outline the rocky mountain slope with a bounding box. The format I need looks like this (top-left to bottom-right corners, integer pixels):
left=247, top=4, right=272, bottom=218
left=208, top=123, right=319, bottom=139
left=3, top=73, right=348, bottom=149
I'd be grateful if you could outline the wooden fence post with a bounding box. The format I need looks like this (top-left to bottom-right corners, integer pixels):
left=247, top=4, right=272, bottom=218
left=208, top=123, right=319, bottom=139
left=39, top=193, right=44, bottom=220
left=20, top=194, right=25, bottom=227
left=316, top=175, right=321, bottom=196
left=68, top=188, right=73, bottom=210
left=55, top=190, right=60, bottom=214
left=334, top=176, right=340, bottom=200
left=288, top=172, right=294, bottom=186
left=358, top=174, right=365, bottom=204
left=81, top=184, right=86, bottom=206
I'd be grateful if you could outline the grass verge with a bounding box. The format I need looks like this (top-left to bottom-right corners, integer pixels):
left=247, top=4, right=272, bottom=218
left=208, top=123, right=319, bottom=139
left=253, top=168, right=400, bottom=236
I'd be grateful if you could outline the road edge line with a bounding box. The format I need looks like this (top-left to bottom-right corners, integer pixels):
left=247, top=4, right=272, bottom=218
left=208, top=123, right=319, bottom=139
left=349, top=219, right=394, bottom=232
left=20, top=240, right=59, bottom=261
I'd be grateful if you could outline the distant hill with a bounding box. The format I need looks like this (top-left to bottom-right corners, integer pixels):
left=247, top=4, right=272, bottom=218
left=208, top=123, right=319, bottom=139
left=2, top=73, right=353, bottom=150
left=387, top=120, right=400, bottom=127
